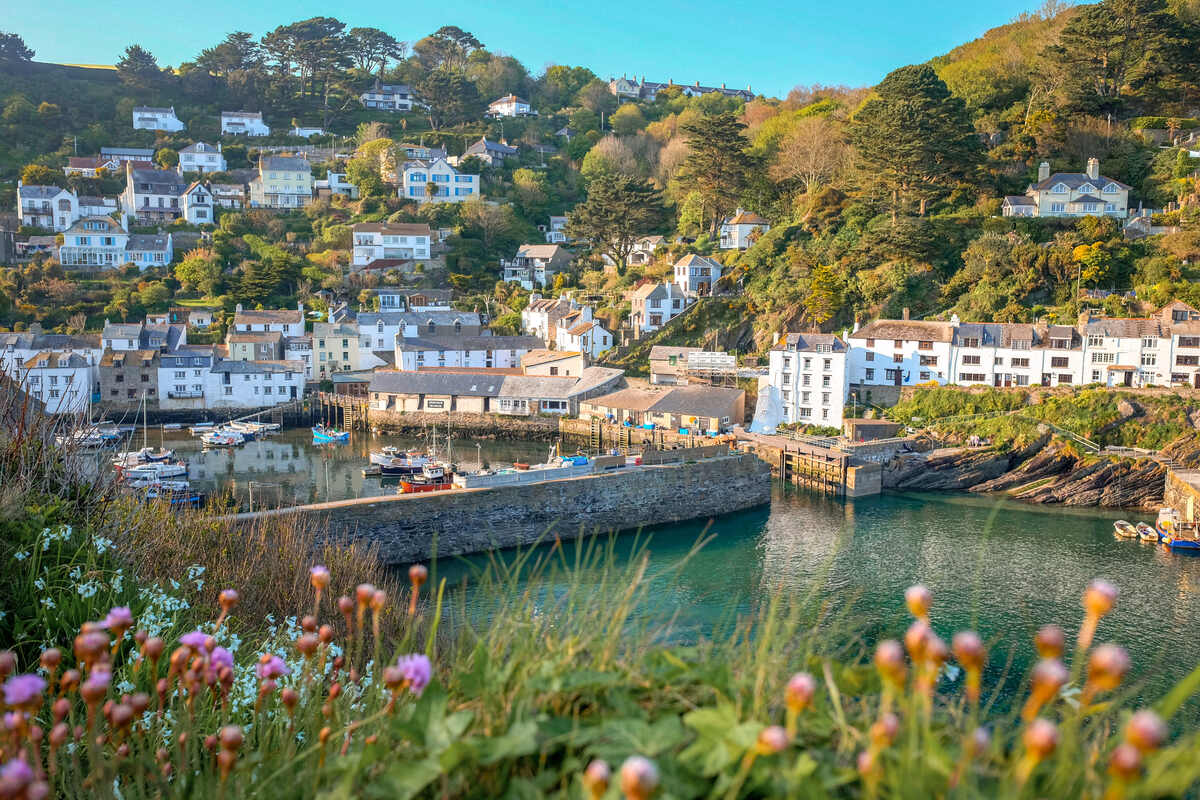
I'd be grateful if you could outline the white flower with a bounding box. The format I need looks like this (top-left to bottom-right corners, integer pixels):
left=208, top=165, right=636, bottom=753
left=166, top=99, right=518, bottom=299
left=13, top=551, right=28, bottom=562
left=41, top=597, right=56, bottom=609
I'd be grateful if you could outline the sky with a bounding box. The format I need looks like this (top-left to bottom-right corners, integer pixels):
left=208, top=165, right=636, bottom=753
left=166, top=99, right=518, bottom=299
left=7, top=0, right=1055, bottom=97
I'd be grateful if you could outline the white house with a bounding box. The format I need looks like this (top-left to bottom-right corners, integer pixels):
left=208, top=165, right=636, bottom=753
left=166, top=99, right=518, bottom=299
left=486, top=94, right=533, bottom=117
left=58, top=217, right=129, bottom=268
left=126, top=233, right=173, bottom=270
left=248, top=156, right=313, bottom=209
left=181, top=181, right=215, bottom=225
left=78, top=196, right=118, bottom=218
left=0, top=330, right=102, bottom=384
left=205, top=359, right=304, bottom=408
left=555, top=320, right=612, bottom=359
left=211, top=184, right=245, bottom=209
left=393, top=335, right=544, bottom=371
left=284, top=336, right=314, bottom=380
left=766, top=333, right=848, bottom=427
left=132, top=106, right=185, bottom=132
left=463, top=137, right=518, bottom=165
left=673, top=253, right=722, bottom=296
left=231, top=304, right=306, bottom=338
left=522, top=294, right=586, bottom=343
left=1079, top=315, right=1171, bottom=388
left=846, top=316, right=955, bottom=388
left=719, top=210, right=770, bottom=250
left=360, top=83, right=417, bottom=112
left=158, top=346, right=214, bottom=410
left=358, top=310, right=483, bottom=352
left=221, top=111, right=270, bottom=136
left=373, top=288, right=454, bottom=313
left=501, top=244, right=573, bottom=289
left=21, top=350, right=97, bottom=414
left=100, top=147, right=155, bottom=164
left=178, top=142, right=226, bottom=174
left=544, top=216, right=568, bottom=244
left=17, top=183, right=78, bottom=231
left=315, top=172, right=359, bottom=199
left=65, top=155, right=124, bottom=178
left=629, top=282, right=693, bottom=336
left=628, top=235, right=665, bottom=266
left=291, top=126, right=325, bottom=138
left=400, top=158, right=479, bottom=203
left=350, top=222, right=431, bottom=268
left=121, top=164, right=187, bottom=223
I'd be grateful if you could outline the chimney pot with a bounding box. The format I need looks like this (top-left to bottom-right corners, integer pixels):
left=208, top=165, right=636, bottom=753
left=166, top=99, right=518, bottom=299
left=902, top=307, right=910, bottom=321
left=1086, top=157, right=1099, bottom=180
left=1038, top=161, right=1050, bottom=182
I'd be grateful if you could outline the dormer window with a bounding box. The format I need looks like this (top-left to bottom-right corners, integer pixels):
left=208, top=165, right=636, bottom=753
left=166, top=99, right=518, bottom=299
left=1051, top=183, right=1069, bottom=193
left=1078, top=184, right=1096, bottom=194
left=1102, top=183, right=1121, bottom=194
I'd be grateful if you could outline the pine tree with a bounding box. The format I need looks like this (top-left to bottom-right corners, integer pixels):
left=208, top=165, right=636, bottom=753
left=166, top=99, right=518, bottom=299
left=677, top=113, right=756, bottom=234
left=565, top=174, right=666, bottom=275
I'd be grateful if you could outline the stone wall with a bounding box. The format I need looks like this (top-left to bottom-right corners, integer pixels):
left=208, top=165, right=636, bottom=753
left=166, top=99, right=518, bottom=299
left=232, top=454, right=771, bottom=565
left=1164, top=469, right=1200, bottom=520
left=368, top=410, right=560, bottom=440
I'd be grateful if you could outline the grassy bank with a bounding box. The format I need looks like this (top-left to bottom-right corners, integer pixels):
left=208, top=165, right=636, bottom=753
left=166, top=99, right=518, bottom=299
left=3, top=388, right=1200, bottom=797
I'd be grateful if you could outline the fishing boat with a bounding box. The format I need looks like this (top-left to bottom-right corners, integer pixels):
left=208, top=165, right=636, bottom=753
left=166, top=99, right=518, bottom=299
left=1113, top=520, right=1138, bottom=538
left=453, top=445, right=593, bottom=489
left=121, top=462, right=188, bottom=481
left=312, top=425, right=349, bottom=444
left=369, top=447, right=431, bottom=475
left=201, top=430, right=245, bottom=448
left=399, top=463, right=454, bottom=494
left=1157, top=508, right=1200, bottom=551
left=1136, top=522, right=1159, bottom=541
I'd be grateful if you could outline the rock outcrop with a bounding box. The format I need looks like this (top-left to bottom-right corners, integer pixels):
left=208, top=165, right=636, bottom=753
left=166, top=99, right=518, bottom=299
left=1012, top=458, right=1166, bottom=508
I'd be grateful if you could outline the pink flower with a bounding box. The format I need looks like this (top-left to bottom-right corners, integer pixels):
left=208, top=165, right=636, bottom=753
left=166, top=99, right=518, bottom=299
left=211, top=647, right=234, bottom=672
left=2, top=674, right=46, bottom=706
left=396, top=654, right=431, bottom=696
left=103, top=606, right=133, bottom=631
left=256, top=655, right=290, bottom=681
left=180, top=631, right=208, bottom=650
left=0, top=758, right=33, bottom=787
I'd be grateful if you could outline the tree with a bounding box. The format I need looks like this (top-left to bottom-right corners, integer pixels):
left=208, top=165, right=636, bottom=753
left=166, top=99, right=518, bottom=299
left=414, top=69, right=483, bottom=129
left=537, top=65, right=596, bottom=109
left=413, top=26, right=481, bottom=71
left=460, top=198, right=517, bottom=252
left=566, top=174, right=667, bottom=274
left=20, top=164, right=62, bottom=188
left=581, top=136, right=639, bottom=181
left=0, top=31, right=34, bottom=65
left=347, top=27, right=405, bottom=75
left=770, top=115, right=846, bottom=195
left=345, top=157, right=386, bottom=198
left=677, top=113, right=755, bottom=234
left=154, top=148, right=178, bottom=169
left=195, top=31, right=261, bottom=75
left=576, top=79, right=617, bottom=116
left=175, top=249, right=224, bottom=297
left=802, top=264, right=842, bottom=325
left=848, top=64, right=981, bottom=221
left=609, top=104, right=646, bottom=136
left=116, top=44, right=161, bottom=88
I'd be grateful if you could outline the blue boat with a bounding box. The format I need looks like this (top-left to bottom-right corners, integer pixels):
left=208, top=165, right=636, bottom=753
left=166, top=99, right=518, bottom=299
left=312, top=425, right=350, bottom=444
left=1157, top=508, right=1200, bottom=551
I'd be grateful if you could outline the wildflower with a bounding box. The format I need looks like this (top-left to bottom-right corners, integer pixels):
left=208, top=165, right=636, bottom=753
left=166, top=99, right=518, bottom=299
left=12, top=551, right=27, bottom=561
left=619, top=756, right=659, bottom=800
left=1125, top=710, right=1167, bottom=754
left=1035, top=624, right=1065, bottom=659
left=952, top=631, right=986, bottom=705
left=874, top=640, right=906, bottom=689
left=1016, top=718, right=1058, bottom=784
left=1079, top=580, right=1118, bottom=652
left=905, top=584, right=932, bottom=620
left=217, top=725, right=243, bottom=782
left=785, top=672, right=816, bottom=712
left=756, top=725, right=790, bottom=754
left=869, top=713, right=900, bottom=749
left=219, top=589, right=239, bottom=613
left=257, top=655, right=290, bottom=681
left=295, top=635, right=319, bottom=658
left=281, top=688, right=299, bottom=715
left=211, top=647, right=234, bottom=673
left=408, top=564, right=428, bottom=616
left=0, top=651, right=17, bottom=681
left=3, top=674, right=46, bottom=708
left=0, top=759, right=33, bottom=794
left=1083, top=644, right=1130, bottom=704
left=180, top=631, right=208, bottom=651
left=103, top=606, right=133, bottom=632
left=355, top=583, right=376, bottom=607
left=582, top=759, right=610, bottom=800
left=904, top=620, right=931, bottom=662
left=39, top=648, right=61, bottom=673
left=310, top=566, right=331, bottom=590
left=1021, top=659, right=1068, bottom=722
left=396, top=654, right=431, bottom=696
left=1107, top=742, right=1143, bottom=782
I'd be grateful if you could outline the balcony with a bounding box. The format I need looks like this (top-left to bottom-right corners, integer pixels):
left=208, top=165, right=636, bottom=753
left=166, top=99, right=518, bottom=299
left=168, top=391, right=204, bottom=399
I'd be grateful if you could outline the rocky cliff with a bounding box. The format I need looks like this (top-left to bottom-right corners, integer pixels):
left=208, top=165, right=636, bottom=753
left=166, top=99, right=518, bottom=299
left=882, top=432, right=1168, bottom=509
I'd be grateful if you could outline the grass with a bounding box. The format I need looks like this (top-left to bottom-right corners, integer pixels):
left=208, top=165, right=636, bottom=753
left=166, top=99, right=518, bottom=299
left=3, top=385, right=1200, bottom=797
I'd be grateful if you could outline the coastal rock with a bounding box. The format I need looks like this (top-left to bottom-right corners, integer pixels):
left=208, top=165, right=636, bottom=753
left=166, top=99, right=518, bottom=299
left=883, top=448, right=1012, bottom=490
left=1117, top=399, right=1142, bottom=419
left=1012, top=457, right=1165, bottom=508
left=969, top=440, right=1077, bottom=493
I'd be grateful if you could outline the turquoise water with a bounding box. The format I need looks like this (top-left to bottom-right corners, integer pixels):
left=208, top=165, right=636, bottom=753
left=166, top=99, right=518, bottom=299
left=437, top=484, right=1200, bottom=718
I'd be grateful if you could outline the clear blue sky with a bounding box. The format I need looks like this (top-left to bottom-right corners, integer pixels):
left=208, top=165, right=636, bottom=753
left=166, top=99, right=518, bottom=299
left=11, top=0, right=1053, bottom=97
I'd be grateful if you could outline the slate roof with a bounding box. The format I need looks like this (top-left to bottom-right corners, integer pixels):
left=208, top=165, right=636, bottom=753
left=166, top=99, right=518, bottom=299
left=1032, top=173, right=1131, bottom=191
left=358, top=311, right=481, bottom=327
left=514, top=244, right=569, bottom=260
left=1003, top=195, right=1035, bottom=205
left=850, top=319, right=955, bottom=343
left=352, top=222, right=432, bottom=236
left=233, top=308, right=303, bottom=325
left=25, top=350, right=92, bottom=369
left=180, top=142, right=220, bottom=154
left=521, top=349, right=579, bottom=367
left=1084, top=317, right=1165, bottom=338
left=17, top=185, right=68, bottom=199
left=259, top=156, right=309, bottom=172
left=210, top=359, right=302, bottom=374
left=650, top=346, right=704, bottom=361
left=466, top=137, right=518, bottom=156
left=394, top=335, right=543, bottom=352
left=127, top=234, right=170, bottom=253
left=102, top=322, right=144, bottom=340
left=674, top=253, right=722, bottom=269
left=128, top=167, right=186, bottom=194
left=369, top=370, right=505, bottom=397
left=725, top=211, right=769, bottom=225
left=772, top=333, right=847, bottom=352
left=133, top=106, right=175, bottom=114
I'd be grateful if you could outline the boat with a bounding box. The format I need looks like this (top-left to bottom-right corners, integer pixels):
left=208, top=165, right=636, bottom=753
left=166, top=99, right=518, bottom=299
left=121, top=462, right=188, bottom=481
left=124, top=478, right=192, bottom=491
left=369, top=447, right=431, bottom=475
left=201, top=430, right=245, bottom=448
left=1113, top=520, right=1138, bottom=538
left=1136, top=522, right=1159, bottom=541
left=189, top=422, right=217, bottom=436
left=1157, top=508, right=1200, bottom=550
left=112, top=446, right=174, bottom=467
left=399, top=463, right=454, bottom=494
left=312, top=425, right=349, bottom=444
left=453, top=445, right=594, bottom=489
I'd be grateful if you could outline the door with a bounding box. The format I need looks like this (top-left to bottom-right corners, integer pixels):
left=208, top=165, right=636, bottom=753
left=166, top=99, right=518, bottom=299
left=1123, top=371, right=1133, bottom=387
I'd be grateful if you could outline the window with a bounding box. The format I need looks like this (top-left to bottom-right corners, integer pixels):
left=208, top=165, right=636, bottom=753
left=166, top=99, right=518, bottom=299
left=961, top=337, right=979, bottom=348
left=866, top=338, right=875, bottom=347
left=1011, top=339, right=1031, bottom=351
left=1011, top=358, right=1030, bottom=368
left=802, top=374, right=810, bottom=386
left=1179, top=337, right=1200, bottom=348
left=960, top=372, right=987, bottom=382
left=1014, top=375, right=1029, bottom=386
left=823, top=358, right=832, bottom=370
left=1091, top=352, right=1115, bottom=364
left=918, top=341, right=932, bottom=351
left=799, top=408, right=812, bottom=418
left=864, top=368, right=875, bottom=380
left=1058, top=374, right=1073, bottom=385
left=892, top=353, right=903, bottom=363
left=1091, top=370, right=1101, bottom=382
left=1177, top=355, right=1200, bottom=366
left=821, top=392, right=830, bottom=404
left=865, top=351, right=874, bottom=362
left=893, top=340, right=903, bottom=348
left=962, top=355, right=981, bottom=365
left=919, top=371, right=930, bottom=381
left=822, top=375, right=831, bottom=387
left=1051, top=357, right=1069, bottom=368
left=1142, top=353, right=1156, bottom=366
left=175, top=371, right=186, bottom=379
left=884, top=369, right=900, bottom=382
left=801, top=391, right=811, bottom=403
left=919, top=355, right=937, bottom=366
left=1141, top=337, right=1157, bottom=349
left=1087, top=335, right=1103, bottom=347
left=1051, top=183, right=1069, bottom=193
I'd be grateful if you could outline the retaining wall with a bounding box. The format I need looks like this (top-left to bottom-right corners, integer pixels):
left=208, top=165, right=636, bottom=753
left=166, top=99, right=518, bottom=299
left=231, top=454, right=771, bottom=565
left=368, top=410, right=560, bottom=440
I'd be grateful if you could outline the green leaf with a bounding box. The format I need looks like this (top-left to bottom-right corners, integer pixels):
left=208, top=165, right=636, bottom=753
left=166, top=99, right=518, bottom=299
left=475, top=720, right=539, bottom=765
left=379, top=757, right=443, bottom=800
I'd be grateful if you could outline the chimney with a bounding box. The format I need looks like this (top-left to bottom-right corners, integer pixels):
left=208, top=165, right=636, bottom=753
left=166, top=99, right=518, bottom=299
left=217, top=143, right=222, bottom=153
left=235, top=303, right=243, bottom=313
left=721, top=82, right=726, bottom=89
left=902, top=307, right=910, bottom=321
left=950, top=313, right=960, bottom=326
left=1038, top=161, right=1050, bottom=183
left=1086, top=157, right=1099, bottom=180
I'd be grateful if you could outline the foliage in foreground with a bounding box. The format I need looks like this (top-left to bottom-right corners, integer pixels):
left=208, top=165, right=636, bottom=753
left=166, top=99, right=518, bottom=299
left=2, top=530, right=1200, bottom=799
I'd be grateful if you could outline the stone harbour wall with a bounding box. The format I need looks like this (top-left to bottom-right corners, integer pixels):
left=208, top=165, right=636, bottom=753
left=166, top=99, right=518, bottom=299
left=232, top=454, right=771, bottom=565
left=368, top=410, right=560, bottom=440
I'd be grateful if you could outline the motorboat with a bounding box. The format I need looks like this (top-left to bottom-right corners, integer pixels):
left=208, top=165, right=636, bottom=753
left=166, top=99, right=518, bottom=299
left=1136, top=522, right=1159, bottom=541
left=121, top=462, right=188, bottom=481
left=189, top=422, right=216, bottom=436
left=370, top=447, right=431, bottom=475
left=1157, top=508, right=1200, bottom=551
left=453, top=446, right=592, bottom=489
left=201, top=430, right=245, bottom=448
left=399, top=463, right=454, bottom=494
left=312, top=425, right=349, bottom=444
left=124, top=478, right=192, bottom=491
left=112, top=446, right=174, bottom=467
left=1113, top=520, right=1138, bottom=538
